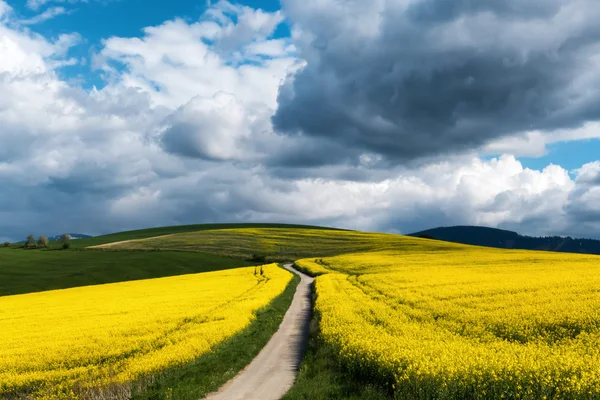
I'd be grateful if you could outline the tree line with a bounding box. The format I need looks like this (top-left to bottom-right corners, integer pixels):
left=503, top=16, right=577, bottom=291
left=3, top=234, right=72, bottom=249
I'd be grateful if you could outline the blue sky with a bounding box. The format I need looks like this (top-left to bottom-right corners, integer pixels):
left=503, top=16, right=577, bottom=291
left=521, top=140, right=600, bottom=173
left=482, top=138, right=600, bottom=174
left=14, top=0, right=285, bottom=38
left=9, top=0, right=290, bottom=88
left=1, top=0, right=600, bottom=241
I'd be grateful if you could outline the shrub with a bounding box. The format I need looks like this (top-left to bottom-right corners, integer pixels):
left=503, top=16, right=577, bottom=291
left=25, top=234, right=36, bottom=249
left=38, top=236, right=49, bottom=248
left=60, top=234, right=71, bottom=250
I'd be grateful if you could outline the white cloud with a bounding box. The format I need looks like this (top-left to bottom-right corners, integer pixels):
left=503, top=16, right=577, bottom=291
left=484, top=122, right=600, bottom=157
left=205, top=0, right=285, bottom=52
left=160, top=93, right=252, bottom=161
left=96, top=5, right=299, bottom=164
left=575, top=161, right=600, bottom=184
left=98, top=14, right=297, bottom=109
left=245, top=39, right=293, bottom=57
left=0, top=27, right=52, bottom=74
left=26, top=0, right=84, bottom=11
left=98, top=154, right=596, bottom=239
left=1, top=0, right=600, bottom=243
left=18, top=6, right=69, bottom=25
left=0, top=17, right=80, bottom=76
left=0, top=0, right=11, bottom=18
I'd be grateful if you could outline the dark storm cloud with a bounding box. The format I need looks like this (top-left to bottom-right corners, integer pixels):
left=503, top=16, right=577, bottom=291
left=274, top=0, right=600, bottom=166
left=564, top=183, right=600, bottom=226
left=160, top=122, right=222, bottom=161
left=406, top=0, right=565, bottom=22
left=266, top=136, right=361, bottom=168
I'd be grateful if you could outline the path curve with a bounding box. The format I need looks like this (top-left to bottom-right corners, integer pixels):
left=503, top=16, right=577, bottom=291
left=88, top=234, right=177, bottom=249
left=203, top=263, right=314, bottom=400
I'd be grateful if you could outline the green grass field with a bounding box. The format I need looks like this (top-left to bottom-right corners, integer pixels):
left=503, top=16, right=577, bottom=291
left=2, top=224, right=354, bottom=297
left=0, top=247, right=252, bottom=296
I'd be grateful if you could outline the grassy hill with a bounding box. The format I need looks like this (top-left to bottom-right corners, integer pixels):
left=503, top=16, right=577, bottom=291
left=87, top=227, right=463, bottom=261
left=71, top=223, right=346, bottom=248
left=1, top=223, right=351, bottom=296
left=0, top=223, right=369, bottom=297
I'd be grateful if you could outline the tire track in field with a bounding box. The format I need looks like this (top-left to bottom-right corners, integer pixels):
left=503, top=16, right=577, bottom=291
left=203, top=263, right=314, bottom=400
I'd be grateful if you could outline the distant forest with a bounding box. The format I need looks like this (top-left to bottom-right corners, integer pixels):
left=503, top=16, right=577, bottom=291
left=410, top=226, right=600, bottom=256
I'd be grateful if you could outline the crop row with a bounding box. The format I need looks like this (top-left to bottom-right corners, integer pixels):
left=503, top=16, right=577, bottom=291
left=0, top=264, right=292, bottom=399
left=302, top=246, right=600, bottom=399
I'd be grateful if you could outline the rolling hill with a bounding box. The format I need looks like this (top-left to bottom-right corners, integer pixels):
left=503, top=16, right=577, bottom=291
left=71, top=222, right=346, bottom=248
left=4, top=222, right=600, bottom=399
left=0, top=224, right=359, bottom=296
left=410, top=225, right=600, bottom=255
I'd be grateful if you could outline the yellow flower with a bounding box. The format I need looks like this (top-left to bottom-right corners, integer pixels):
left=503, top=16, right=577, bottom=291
left=306, top=245, right=600, bottom=398
left=0, top=264, right=292, bottom=399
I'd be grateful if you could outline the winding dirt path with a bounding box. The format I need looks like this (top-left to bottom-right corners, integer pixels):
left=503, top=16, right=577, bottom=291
left=203, top=263, right=314, bottom=400
left=88, top=234, right=177, bottom=248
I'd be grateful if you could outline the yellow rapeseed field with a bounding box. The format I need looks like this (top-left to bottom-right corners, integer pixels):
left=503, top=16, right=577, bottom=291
left=92, top=227, right=431, bottom=260
left=0, top=263, right=292, bottom=399
left=298, top=243, right=600, bottom=399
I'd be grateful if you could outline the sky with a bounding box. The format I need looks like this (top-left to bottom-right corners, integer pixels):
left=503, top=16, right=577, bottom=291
left=1, top=0, right=600, bottom=242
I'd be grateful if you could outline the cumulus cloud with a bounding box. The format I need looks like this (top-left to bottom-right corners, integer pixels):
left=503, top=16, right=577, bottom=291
left=0, top=0, right=297, bottom=240
left=204, top=1, right=285, bottom=54
left=109, top=154, right=598, bottom=239
left=274, top=0, right=600, bottom=166
left=484, top=122, right=600, bottom=157
left=97, top=11, right=298, bottom=108
left=563, top=162, right=600, bottom=234
left=95, top=4, right=299, bottom=162
left=1, top=0, right=600, bottom=243
left=160, top=93, right=252, bottom=161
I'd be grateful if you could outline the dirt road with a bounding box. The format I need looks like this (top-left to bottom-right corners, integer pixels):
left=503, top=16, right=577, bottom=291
left=203, top=263, right=314, bottom=400
left=88, top=234, right=176, bottom=248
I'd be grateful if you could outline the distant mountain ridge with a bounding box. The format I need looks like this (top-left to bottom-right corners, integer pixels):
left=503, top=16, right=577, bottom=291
left=15, top=233, right=92, bottom=244
left=48, top=233, right=92, bottom=241
left=409, top=226, right=600, bottom=255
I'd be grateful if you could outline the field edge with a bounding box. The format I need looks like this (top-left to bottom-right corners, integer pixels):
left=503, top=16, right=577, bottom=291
left=282, top=304, right=391, bottom=400
left=284, top=263, right=390, bottom=399
left=129, top=267, right=302, bottom=400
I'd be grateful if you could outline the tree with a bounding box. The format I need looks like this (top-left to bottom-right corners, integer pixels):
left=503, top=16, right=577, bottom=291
left=38, top=236, right=49, bottom=248
left=26, top=234, right=36, bottom=249
left=3, top=242, right=9, bottom=248
left=60, top=234, right=71, bottom=249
